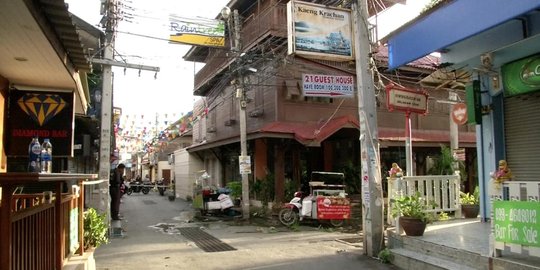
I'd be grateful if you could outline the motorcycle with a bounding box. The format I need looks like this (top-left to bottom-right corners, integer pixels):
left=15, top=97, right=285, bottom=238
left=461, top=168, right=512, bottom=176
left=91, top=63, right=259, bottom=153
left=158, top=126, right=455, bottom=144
left=278, top=171, right=350, bottom=227
left=157, top=178, right=167, bottom=196
left=126, top=179, right=151, bottom=195
left=120, top=182, right=127, bottom=197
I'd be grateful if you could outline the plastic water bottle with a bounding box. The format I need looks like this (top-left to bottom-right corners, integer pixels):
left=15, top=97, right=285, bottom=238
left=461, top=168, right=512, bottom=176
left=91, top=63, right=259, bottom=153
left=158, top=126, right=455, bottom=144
left=41, top=138, right=53, bottom=173
left=28, top=137, right=41, bottom=172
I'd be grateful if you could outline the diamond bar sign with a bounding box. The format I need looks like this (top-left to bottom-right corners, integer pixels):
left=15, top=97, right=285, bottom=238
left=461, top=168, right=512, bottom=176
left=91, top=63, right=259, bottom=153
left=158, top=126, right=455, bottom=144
left=7, top=90, right=74, bottom=157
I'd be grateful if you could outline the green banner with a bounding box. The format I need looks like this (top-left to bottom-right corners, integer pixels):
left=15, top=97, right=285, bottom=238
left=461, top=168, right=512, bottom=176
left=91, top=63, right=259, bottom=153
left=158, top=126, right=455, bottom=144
left=502, top=54, right=540, bottom=97
left=494, top=201, right=540, bottom=247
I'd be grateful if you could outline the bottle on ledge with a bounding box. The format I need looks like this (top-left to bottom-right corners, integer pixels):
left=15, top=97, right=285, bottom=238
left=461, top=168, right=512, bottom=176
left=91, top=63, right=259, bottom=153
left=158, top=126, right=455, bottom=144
left=28, top=137, right=41, bottom=172
left=41, top=138, right=53, bottom=173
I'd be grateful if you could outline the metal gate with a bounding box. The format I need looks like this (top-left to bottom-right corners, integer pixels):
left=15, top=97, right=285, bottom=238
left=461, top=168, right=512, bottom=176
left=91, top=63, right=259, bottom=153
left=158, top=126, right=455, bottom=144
left=504, top=92, right=540, bottom=182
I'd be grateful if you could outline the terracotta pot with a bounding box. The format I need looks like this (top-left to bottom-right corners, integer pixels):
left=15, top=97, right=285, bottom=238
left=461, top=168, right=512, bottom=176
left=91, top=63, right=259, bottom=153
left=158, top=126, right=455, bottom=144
left=399, top=216, right=427, bottom=236
left=462, top=204, right=480, bottom=218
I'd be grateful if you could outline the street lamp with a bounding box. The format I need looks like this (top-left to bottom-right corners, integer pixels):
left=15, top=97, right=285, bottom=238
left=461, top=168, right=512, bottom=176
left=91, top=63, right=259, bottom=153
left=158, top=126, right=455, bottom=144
left=222, top=6, right=250, bottom=220
left=221, top=6, right=231, bottom=20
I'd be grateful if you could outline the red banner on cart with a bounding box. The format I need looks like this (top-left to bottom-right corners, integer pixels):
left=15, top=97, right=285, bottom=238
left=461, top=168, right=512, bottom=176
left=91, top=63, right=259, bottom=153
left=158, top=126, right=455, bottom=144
left=316, top=197, right=351, bottom=220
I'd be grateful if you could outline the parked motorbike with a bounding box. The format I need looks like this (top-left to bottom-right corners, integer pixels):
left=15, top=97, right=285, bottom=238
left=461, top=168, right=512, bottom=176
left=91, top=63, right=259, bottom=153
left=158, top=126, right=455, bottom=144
left=278, top=171, right=351, bottom=227
left=120, top=182, right=127, bottom=197
left=126, top=179, right=151, bottom=195
left=157, top=178, right=167, bottom=196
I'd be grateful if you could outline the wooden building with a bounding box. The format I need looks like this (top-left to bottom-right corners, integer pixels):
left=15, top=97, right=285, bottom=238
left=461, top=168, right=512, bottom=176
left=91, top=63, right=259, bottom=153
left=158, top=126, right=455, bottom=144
left=183, top=0, right=476, bottom=202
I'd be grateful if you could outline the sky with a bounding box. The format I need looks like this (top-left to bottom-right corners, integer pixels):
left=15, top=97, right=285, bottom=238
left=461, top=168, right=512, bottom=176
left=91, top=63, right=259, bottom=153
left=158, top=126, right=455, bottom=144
left=66, top=0, right=229, bottom=118
left=65, top=0, right=430, bottom=118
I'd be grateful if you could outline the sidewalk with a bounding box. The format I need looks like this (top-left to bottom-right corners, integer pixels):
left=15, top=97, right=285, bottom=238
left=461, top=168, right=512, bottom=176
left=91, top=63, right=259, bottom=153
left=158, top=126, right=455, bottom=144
left=94, top=193, right=396, bottom=270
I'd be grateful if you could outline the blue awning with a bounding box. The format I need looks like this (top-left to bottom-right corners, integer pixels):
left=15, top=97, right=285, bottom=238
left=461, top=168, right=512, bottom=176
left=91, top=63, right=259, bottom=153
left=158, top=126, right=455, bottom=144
left=387, top=0, right=540, bottom=70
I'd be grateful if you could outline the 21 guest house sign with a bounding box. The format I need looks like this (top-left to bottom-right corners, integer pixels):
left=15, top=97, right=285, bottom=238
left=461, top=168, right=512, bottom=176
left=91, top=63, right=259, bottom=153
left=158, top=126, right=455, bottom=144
left=7, top=90, right=74, bottom=157
left=302, top=74, right=354, bottom=97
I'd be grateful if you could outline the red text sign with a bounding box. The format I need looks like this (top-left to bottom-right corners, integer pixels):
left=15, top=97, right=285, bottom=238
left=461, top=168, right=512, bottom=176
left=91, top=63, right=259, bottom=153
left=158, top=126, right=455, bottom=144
left=316, top=196, right=351, bottom=220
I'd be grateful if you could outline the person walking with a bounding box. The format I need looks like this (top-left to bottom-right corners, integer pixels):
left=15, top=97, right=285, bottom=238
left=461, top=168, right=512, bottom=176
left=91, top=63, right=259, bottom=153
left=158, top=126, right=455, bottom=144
left=110, top=163, right=125, bottom=220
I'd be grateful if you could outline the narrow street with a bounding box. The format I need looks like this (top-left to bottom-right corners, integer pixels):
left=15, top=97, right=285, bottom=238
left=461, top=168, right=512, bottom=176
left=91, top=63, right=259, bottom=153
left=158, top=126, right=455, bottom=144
left=94, top=191, right=396, bottom=270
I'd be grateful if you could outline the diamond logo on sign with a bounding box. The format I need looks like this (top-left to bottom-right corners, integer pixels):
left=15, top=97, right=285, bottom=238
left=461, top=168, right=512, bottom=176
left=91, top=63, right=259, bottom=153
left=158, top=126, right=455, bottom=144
left=17, top=94, right=66, bottom=126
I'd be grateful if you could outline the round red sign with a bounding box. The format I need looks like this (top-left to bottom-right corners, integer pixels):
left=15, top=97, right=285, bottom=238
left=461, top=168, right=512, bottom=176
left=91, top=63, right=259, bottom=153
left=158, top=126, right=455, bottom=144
left=452, top=103, right=468, bottom=125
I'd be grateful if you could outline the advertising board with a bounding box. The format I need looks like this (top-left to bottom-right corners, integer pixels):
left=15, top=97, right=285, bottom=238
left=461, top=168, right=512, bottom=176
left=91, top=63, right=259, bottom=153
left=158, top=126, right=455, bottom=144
left=316, top=197, right=351, bottom=220
left=494, top=201, right=540, bottom=247
left=302, top=74, right=354, bottom=97
left=7, top=90, right=74, bottom=157
left=386, top=84, right=428, bottom=114
left=169, top=16, right=225, bottom=47
left=287, top=1, right=354, bottom=61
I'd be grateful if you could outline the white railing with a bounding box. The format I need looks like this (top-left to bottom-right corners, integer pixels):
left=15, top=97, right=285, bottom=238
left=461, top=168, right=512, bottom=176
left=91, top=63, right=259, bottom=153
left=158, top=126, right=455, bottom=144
left=387, top=175, right=461, bottom=225
left=490, top=181, right=540, bottom=258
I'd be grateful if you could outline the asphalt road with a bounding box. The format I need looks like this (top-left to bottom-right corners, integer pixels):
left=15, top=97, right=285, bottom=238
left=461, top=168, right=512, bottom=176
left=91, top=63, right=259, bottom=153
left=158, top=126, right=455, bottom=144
left=94, top=191, right=397, bottom=270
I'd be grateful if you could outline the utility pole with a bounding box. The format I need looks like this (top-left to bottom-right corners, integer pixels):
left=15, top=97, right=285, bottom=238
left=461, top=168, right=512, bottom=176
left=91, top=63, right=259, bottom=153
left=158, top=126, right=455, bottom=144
left=232, top=9, right=250, bottom=220
left=96, top=0, right=117, bottom=219
left=221, top=6, right=249, bottom=220
left=353, top=0, right=384, bottom=257
left=96, top=0, right=159, bottom=221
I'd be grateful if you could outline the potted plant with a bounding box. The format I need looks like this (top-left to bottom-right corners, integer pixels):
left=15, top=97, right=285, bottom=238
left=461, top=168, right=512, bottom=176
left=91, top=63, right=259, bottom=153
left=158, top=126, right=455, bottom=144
left=460, top=186, right=479, bottom=218
left=227, top=181, right=242, bottom=206
left=83, top=208, right=108, bottom=250
left=391, top=192, right=436, bottom=236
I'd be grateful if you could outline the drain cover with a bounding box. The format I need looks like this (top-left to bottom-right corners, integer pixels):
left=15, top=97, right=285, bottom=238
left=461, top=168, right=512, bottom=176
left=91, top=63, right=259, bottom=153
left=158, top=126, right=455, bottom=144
left=143, top=200, right=156, bottom=205
left=178, top=227, right=236, bottom=252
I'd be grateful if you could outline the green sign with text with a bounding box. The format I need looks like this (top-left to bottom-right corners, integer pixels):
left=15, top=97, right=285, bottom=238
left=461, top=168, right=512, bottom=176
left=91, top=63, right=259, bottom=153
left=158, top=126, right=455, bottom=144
left=494, top=201, right=540, bottom=247
left=502, top=54, right=540, bottom=97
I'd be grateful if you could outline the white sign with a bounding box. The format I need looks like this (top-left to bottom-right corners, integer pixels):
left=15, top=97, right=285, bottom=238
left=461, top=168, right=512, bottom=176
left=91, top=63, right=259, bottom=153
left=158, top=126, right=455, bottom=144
left=302, top=74, right=354, bottom=97
left=386, top=86, right=428, bottom=114
left=239, top=155, right=251, bottom=175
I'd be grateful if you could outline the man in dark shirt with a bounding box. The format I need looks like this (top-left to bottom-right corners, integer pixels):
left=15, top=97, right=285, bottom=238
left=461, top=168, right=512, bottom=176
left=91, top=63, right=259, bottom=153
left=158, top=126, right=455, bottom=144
left=110, top=163, right=125, bottom=220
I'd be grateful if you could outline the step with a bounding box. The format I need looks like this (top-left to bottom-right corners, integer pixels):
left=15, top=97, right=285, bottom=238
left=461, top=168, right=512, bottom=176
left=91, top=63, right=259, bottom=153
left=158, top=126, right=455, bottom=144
left=492, top=254, right=540, bottom=270
left=391, top=248, right=476, bottom=270
left=400, top=235, right=488, bottom=269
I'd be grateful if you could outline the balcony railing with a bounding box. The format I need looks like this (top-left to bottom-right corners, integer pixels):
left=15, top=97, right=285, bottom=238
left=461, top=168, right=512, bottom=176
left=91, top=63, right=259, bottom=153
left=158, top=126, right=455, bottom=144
left=194, top=4, right=288, bottom=94
left=0, top=173, right=97, bottom=270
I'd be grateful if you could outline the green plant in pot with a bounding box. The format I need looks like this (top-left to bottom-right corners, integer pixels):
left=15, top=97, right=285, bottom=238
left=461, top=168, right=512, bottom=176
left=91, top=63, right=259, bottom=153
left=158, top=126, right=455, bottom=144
left=460, top=186, right=480, bottom=218
left=83, top=208, right=108, bottom=250
left=391, top=192, right=436, bottom=236
left=227, top=181, right=242, bottom=206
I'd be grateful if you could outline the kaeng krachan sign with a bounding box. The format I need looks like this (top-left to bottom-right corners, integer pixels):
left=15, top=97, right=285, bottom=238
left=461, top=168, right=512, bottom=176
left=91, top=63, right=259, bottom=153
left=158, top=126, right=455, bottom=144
left=287, top=1, right=353, bottom=61
left=494, top=201, right=540, bottom=247
left=7, top=90, right=74, bottom=157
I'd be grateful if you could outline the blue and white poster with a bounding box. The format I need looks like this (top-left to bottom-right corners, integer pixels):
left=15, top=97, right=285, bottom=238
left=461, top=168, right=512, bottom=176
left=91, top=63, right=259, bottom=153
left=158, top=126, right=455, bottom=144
left=287, top=1, right=354, bottom=61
